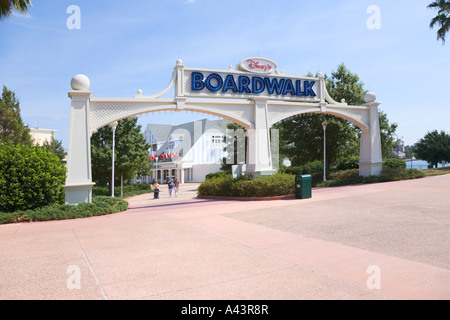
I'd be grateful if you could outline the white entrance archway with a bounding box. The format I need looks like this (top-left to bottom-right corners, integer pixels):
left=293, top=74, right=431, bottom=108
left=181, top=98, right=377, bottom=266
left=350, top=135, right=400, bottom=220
left=64, top=58, right=382, bottom=204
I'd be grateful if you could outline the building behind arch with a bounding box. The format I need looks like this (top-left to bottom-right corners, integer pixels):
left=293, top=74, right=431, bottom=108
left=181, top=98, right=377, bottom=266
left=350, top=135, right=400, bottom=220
left=144, top=118, right=230, bottom=183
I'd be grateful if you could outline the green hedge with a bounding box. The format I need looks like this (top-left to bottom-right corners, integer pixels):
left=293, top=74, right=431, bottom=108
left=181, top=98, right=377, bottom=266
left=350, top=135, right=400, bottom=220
left=199, top=168, right=426, bottom=197
left=383, top=158, right=407, bottom=169
left=335, top=156, right=360, bottom=171
left=198, top=173, right=295, bottom=197
left=92, top=183, right=153, bottom=197
left=328, top=169, right=360, bottom=180
left=205, top=171, right=229, bottom=180
left=0, top=144, right=66, bottom=212
left=283, top=160, right=323, bottom=176
left=318, top=169, right=425, bottom=187
left=282, top=161, right=324, bottom=185
left=0, top=196, right=128, bottom=225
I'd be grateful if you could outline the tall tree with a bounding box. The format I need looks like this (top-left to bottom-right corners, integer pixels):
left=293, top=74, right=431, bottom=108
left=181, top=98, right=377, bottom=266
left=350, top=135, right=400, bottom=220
left=41, top=137, right=66, bottom=163
left=326, top=63, right=366, bottom=106
left=428, top=0, right=450, bottom=44
left=91, top=117, right=152, bottom=189
left=0, top=0, right=32, bottom=20
left=414, top=130, right=450, bottom=167
left=0, top=86, right=32, bottom=145
left=379, top=110, right=398, bottom=158
left=276, top=114, right=358, bottom=175
left=275, top=64, right=363, bottom=174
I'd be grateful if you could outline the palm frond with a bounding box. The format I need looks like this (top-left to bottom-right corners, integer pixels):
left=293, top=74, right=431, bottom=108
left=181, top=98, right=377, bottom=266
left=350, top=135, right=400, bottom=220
left=0, top=0, right=32, bottom=20
left=428, top=0, right=450, bottom=44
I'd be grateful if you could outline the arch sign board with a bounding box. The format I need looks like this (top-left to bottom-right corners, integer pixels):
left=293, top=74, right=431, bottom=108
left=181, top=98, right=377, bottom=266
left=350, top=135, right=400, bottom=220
left=64, top=58, right=383, bottom=204
left=182, top=58, right=320, bottom=102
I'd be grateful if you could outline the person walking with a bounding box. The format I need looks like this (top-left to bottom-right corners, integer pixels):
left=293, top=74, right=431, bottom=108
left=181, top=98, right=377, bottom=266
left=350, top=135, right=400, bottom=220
left=152, top=181, right=160, bottom=199
left=168, top=179, right=175, bottom=198
left=174, top=177, right=180, bottom=197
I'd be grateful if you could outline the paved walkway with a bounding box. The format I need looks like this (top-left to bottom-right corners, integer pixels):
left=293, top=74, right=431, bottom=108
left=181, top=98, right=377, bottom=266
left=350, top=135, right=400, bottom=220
left=0, top=175, right=449, bottom=300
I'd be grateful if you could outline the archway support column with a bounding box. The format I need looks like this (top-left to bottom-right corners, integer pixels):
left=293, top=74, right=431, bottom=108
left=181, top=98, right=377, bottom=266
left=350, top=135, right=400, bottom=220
left=359, top=102, right=383, bottom=176
left=245, top=98, right=276, bottom=177
left=64, top=90, right=95, bottom=204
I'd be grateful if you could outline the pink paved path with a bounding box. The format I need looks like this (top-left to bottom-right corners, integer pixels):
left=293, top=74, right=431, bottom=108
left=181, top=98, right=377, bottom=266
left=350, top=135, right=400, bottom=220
left=1, top=175, right=449, bottom=300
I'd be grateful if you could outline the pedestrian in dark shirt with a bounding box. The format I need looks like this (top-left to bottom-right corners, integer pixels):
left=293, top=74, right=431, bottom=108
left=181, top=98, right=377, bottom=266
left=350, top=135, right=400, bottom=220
left=168, top=179, right=175, bottom=197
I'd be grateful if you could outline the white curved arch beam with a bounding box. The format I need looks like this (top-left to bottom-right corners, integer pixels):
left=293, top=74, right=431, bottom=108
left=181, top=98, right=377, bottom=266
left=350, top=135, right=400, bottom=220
left=89, top=98, right=255, bottom=134
left=267, top=101, right=370, bottom=132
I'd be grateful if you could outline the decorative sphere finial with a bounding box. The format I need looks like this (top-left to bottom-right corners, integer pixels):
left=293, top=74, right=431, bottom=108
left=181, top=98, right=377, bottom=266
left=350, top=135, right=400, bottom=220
left=176, top=59, right=183, bottom=66
left=364, top=91, right=376, bottom=103
left=71, top=74, right=90, bottom=91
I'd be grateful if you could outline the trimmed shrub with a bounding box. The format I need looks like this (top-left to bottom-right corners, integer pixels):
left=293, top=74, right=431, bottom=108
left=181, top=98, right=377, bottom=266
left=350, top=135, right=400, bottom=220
left=379, top=169, right=425, bottom=182
left=0, top=196, right=128, bottom=225
left=284, top=161, right=324, bottom=176
left=383, top=158, right=407, bottom=169
left=360, top=169, right=425, bottom=184
left=319, top=176, right=365, bottom=187
left=205, top=171, right=229, bottom=180
left=198, top=173, right=295, bottom=197
left=302, top=161, right=324, bottom=176
left=0, top=144, right=66, bottom=212
left=283, top=166, right=304, bottom=176
left=92, top=183, right=153, bottom=197
left=328, top=169, right=360, bottom=180
left=336, top=156, right=360, bottom=171
left=317, top=168, right=425, bottom=187
left=284, top=161, right=324, bottom=185
left=198, top=174, right=234, bottom=197
left=381, top=159, right=407, bottom=175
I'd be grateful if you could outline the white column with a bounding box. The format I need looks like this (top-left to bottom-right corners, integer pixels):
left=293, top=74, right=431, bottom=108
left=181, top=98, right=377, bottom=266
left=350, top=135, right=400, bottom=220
left=110, top=121, right=118, bottom=197
left=180, top=168, right=185, bottom=184
left=359, top=93, right=383, bottom=176
left=245, top=98, right=276, bottom=177
left=64, top=75, right=95, bottom=204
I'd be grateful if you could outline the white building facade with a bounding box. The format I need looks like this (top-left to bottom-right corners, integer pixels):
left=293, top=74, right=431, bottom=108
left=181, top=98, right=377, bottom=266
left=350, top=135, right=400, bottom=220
left=145, top=119, right=228, bottom=183
left=30, top=127, right=55, bottom=146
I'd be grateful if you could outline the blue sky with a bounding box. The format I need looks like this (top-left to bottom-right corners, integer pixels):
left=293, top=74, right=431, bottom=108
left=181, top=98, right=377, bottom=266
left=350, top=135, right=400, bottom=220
left=1, top=0, right=449, bottom=149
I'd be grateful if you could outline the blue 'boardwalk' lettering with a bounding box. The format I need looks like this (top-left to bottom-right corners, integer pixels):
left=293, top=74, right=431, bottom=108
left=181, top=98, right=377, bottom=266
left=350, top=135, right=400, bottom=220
left=191, top=72, right=316, bottom=97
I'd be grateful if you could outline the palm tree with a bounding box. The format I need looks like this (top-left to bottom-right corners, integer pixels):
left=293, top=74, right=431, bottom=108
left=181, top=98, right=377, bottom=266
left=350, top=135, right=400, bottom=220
left=428, top=0, right=450, bottom=44
left=0, top=0, right=32, bottom=20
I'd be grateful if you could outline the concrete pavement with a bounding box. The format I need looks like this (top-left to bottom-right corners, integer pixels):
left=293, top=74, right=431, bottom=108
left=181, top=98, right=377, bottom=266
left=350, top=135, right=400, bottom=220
left=0, top=175, right=449, bottom=300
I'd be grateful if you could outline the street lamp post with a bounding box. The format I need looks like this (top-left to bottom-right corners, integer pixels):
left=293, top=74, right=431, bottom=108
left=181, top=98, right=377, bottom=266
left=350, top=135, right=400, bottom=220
left=110, top=121, right=118, bottom=197
left=322, top=122, right=327, bottom=182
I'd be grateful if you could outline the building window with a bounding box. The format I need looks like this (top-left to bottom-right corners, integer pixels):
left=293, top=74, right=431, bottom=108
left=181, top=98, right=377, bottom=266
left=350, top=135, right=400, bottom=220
left=212, top=136, right=222, bottom=149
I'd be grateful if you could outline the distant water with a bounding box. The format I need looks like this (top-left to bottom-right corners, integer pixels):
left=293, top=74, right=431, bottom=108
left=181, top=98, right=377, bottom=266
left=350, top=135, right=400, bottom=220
left=403, top=159, right=447, bottom=170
